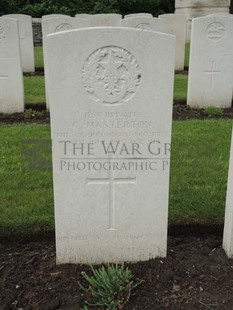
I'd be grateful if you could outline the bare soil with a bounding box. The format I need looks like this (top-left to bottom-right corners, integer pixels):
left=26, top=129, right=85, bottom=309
left=1, top=233, right=233, bottom=310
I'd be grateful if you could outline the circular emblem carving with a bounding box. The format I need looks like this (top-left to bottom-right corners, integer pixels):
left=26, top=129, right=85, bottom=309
left=135, top=23, right=152, bottom=31
left=206, top=22, right=226, bottom=43
left=0, top=24, right=6, bottom=44
left=55, top=23, right=73, bottom=32
left=82, top=46, right=141, bottom=105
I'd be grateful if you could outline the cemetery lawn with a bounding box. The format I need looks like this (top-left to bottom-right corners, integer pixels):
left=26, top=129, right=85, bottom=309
left=0, top=120, right=232, bottom=240
left=35, top=46, right=44, bottom=69
left=24, top=76, right=45, bottom=104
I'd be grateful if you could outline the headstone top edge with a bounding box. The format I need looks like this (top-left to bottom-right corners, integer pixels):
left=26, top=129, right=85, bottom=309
left=46, top=26, right=176, bottom=39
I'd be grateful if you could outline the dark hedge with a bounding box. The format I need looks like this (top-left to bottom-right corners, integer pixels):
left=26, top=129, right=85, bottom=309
left=0, top=0, right=175, bottom=17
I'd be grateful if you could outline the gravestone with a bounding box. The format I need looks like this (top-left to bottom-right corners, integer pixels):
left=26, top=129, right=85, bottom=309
left=45, top=27, right=175, bottom=264
left=159, top=14, right=186, bottom=71
left=42, top=14, right=69, bottom=19
left=223, top=129, right=233, bottom=258
left=125, top=13, right=153, bottom=19
left=4, top=14, right=35, bottom=72
left=90, top=14, right=122, bottom=26
left=42, top=16, right=89, bottom=109
left=175, top=0, right=231, bottom=41
left=0, top=17, right=24, bottom=113
left=121, top=17, right=166, bottom=33
left=75, top=14, right=91, bottom=20
left=187, top=15, right=233, bottom=108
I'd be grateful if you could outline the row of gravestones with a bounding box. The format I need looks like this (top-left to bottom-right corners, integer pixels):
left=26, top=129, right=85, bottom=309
left=0, top=13, right=233, bottom=263
left=42, top=17, right=233, bottom=264
left=0, top=14, right=233, bottom=113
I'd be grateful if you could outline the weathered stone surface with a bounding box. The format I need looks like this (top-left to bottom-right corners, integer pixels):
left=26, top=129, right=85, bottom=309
left=159, top=14, right=186, bottom=70
left=42, top=16, right=89, bottom=109
left=187, top=15, right=233, bottom=108
left=46, top=27, right=175, bottom=264
left=0, top=17, right=24, bottom=113
left=223, top=129, right=233, bottom=258
left=90, top=14, right=122, bottom=26
left=176, top=0, right=231, bottom=8
left=175, top=0, right=231, bottom=41
left=124, top=13, right=153, bottom=19
left=121, top=17, right=166, bottom=32
left=4, top=14, right=35, bottom=72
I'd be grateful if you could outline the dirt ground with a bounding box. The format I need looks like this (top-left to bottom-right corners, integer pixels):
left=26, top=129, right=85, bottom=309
left=1, top=233, right=233, bottom=310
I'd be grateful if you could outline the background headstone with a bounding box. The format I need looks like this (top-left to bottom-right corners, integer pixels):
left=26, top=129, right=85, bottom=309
left=124, top=13, right=153, bottom=19
left=90, top=14, right=122, bottom=26
left=121, top=17, right=166, bottom=33
left=175, top=0, right=231, bottom=41
left=75, top=13, right=91, bottom=20
left=0, top=17, right=24, bottom=113
left=187, top=15, right=233, bottom=108
left=223, top=129, right=233, bottom=258
left=46, top=27, right=175, bottom=264
left=159, top=14, right=186, bottom=71
left=42, top=14, right=69, bottom=19
left=42, top=16, right=89, bottom=109
left=4, top=14, right=35, bottom=72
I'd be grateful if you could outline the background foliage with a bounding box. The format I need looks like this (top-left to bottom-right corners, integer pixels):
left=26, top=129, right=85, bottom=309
left=0, top=0, right=175, bottom=17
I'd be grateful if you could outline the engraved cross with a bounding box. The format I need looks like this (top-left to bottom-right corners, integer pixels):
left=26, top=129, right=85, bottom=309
left=87, top=161, right=136, bottom=230
left=204, top=61, right=221, bottom=89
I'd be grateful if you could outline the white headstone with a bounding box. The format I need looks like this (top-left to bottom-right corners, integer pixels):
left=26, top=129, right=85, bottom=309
left=223, top=129, right=233, bottom=258
left=159, top=14, right=186, bottom=71
left=4, top=14, right=35, bottom=73
left=121, top=17, right=166, bottom=33
left=46, top=27, right=175, bottom=264
left=187, top=15, right=233, bottom=108
left=0, top=17, right=24, bottom=113
left=90, top=14, right=122, bottom=26
left=75, top=13, right=91, bottom=20
left=125, top=13, right=153, bottom=19
left=175, top=0, right=231, bottom=41
left=42, top=14, right=69, bottom=19
left=42, top=16, right=89, bottom=109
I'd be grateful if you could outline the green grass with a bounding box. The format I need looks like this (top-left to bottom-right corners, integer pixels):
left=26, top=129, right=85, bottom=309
left=35, top=46, right=44, bottom=69
left=0, top=124, right=53, bottom=239
left=185, top=42, right=190, bottom=68
left=24, top=76, right=45, bottom=104
left=174, top=74, right=188, bottom=102
left=0, top=120, right=232, bottom=238
left=170, top=120, right=232, bottom=225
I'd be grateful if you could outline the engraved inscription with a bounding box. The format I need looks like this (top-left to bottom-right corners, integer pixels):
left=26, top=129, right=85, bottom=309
left=82, top=46, right=141, bottom=105
left=206, top=22, right=226, bottom=43
left=55, top=23, right=73, bottom=32
left=204, top=61, right=221, bottom=89
left=0, top=24, right=6, bottom=44
left=135, top=23, right=152, bottom=31
left=87, top=169, right=136, bottom=230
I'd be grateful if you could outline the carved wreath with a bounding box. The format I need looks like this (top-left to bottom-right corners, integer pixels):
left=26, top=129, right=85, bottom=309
left=82, top=46, right=141, bottom=105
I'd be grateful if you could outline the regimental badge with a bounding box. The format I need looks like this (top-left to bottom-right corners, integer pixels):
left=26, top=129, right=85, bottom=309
left=206, top=22, right=226, bottom=43
left=54, top=23, right=73, bottom=32
left=82, top=46, right=141, bottom=105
